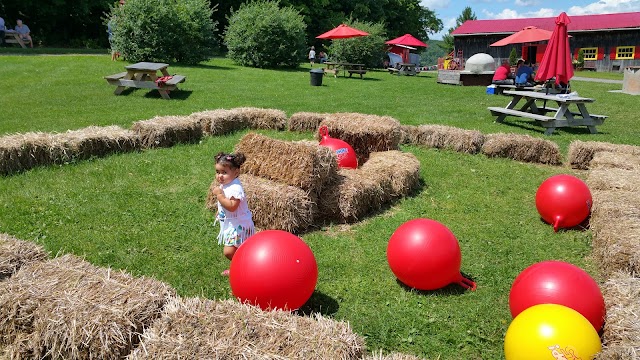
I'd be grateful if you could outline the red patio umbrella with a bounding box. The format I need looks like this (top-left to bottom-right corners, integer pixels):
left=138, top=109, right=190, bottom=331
left=535, top=12, right=574, bottom=85
left=490, top=26, right=554, bottom=47
left=385, top=33, right=428, bottom=48
left=316, top=24, right=369, bottom=39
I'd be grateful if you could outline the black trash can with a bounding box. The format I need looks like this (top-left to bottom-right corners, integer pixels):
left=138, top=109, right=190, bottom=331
left=310, top=68, right=324, bottom=86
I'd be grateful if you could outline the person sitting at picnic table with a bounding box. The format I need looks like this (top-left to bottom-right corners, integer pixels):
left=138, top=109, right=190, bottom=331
left=15, top=19, right=32, bottom=48
left=0, top=16, right=6, bottom=47
left=492, top=60, right=514, bottom=85
left=515, top=59, right=535, bottom=87
left=318, top=51, right=328, bottom=63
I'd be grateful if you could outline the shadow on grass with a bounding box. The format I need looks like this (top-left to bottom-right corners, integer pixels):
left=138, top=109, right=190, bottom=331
left=395, top=270, right=478, bottom=296
left=181, top=63, right=234, bottom=71
left=494, top=118, right=608, bottom=136
left=143, top=89, right=193, bottom=100
left=296, top=290, right=339, bottom=316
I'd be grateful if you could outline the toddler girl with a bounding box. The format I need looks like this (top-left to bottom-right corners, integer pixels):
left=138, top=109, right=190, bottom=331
left=212, top=152, right=255, bottom=276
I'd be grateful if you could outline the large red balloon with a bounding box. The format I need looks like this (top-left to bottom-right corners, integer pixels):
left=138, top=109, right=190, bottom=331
left=509, top=260, right=605, bottom=332
left=386, top=218, right=476, bottom=291
left=535, top=174, right=592, bottom=232
left=318, top=125, right=358, bottom=169
left=230, top=230, right=318, bottom=311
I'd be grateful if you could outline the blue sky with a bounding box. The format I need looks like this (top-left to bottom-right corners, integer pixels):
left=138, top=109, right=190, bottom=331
left=423, top=0, right=640, bottom=40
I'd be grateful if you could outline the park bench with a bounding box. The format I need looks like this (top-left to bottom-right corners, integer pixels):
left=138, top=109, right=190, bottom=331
left=348, top=69, right=367, bottom=79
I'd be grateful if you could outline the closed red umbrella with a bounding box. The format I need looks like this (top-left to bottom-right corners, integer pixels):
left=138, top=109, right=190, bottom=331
left=386, top=33, right=428, bottom=48
left=490, top=26, right=554, bottom=47
left=316, top=24, right=369, bottom=39
left=535, top=12, right=574, bottom=85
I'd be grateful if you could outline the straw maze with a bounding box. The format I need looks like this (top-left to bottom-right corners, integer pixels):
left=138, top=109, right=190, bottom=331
left=1, top=108, right=640, bottom=358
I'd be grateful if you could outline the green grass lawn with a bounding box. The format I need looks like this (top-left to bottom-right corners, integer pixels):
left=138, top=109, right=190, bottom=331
left=1, top=53, right=639, bottom=359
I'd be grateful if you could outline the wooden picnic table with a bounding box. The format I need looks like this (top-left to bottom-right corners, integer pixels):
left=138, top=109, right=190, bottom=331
left=323, top=62, right=367, bottom=79
left=4, top=30, right=29, bottom=48
left=488, top=90, right=607, bottom=135
left=103, top=62, right=186, bottom=100
left=389, top=62, right=417, bottom=76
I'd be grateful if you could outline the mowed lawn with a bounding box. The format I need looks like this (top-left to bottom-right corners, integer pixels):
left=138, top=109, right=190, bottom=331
left=1, top=54, right=639, bottom=359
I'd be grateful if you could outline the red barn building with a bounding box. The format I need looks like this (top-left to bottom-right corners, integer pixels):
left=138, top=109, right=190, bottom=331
left=452, top=12, right=640, bottom=72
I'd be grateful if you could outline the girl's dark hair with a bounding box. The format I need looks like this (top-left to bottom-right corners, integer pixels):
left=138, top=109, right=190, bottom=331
left=215, top=152, right=246, bottom=169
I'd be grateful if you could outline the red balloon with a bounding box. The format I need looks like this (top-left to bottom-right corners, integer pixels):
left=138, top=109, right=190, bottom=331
left=230, top=230, right=318, bottom=311
left=535, top=174, right=592, bottom=232
left=318, top=125, right=358, bottom=169
left=386, top=218, right=476, bottom=291
left=509, top=260, right=605, bottom=332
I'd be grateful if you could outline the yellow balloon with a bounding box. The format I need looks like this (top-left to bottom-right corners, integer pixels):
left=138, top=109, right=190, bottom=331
left=504, top=304, right=601, bottom=360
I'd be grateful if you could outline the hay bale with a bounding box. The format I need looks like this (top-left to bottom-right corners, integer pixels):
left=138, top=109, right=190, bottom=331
left=206, top=175, right=317, bottom=233
left=481, top=133, right=562, bottom=165
left=189, top=109, right=248, bottom=135
left=567, top=140, right=640, bottom=170
left=590, top=190, right=640, bottom=231
left=591, top=151, right=640, bottom=171
left=362, top=350, right=426, bottom=360
left=318, top=113, right=402, bottom=163
left=131, top=115, right=203, bottom=148
left=412, top=124, right=485, bottom=154
left=318, top=151, right=420, bottom=223
left=587, top=168, right=640, bottom=192
left=0, top=254, right=175, bottom=360
left=399, top=125, right=419, bottom=145
left=0, top=234, right=48, bottom=280
left=596, top=272, right=640, bottom=359
left=288, top=112, right=328, bottom=132
left=0, top=132, right=62, bottom=175
left=235, top=133, right=338, bottom=195
left=591, top=218, right=640, bottom=278
left=128, top=297, right=365, bottom=359
left=232, top=107, right=287, bottom=130
left=56, top=126, right=140, bottom=161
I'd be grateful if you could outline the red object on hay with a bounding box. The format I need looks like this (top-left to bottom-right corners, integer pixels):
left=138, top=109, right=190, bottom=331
left=386, top=218, right=476, bottom=291
left=318, top=125, right=358, bottom=169
left=509, top=260, right=605, bottom=332
left=535, top=174, right=592, bottom=232
left=230, top=230, right=318, bottom=311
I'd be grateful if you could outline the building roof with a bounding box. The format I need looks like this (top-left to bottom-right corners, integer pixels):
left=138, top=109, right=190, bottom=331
left=452, top=12, right=640, bottom=36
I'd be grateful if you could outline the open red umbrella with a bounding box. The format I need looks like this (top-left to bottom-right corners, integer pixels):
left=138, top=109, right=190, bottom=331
left=490, top=26, right=554, bottom=47
left=316, top=24, right=369, bottom=39
left=386, top=33, right=428, bottom=48
left=535, top=12, right=574, bottom=85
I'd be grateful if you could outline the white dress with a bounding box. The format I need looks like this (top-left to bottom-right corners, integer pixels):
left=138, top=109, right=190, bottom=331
left=216, top=178, right=255, bottom=247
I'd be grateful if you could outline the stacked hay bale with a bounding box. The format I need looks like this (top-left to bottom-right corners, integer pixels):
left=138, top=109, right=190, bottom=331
left=481, top=133, right=562, bottom=165
left=131, top=115, right=203, bottom=148
left=232, top=107, right=287, bottom=130
left=0, top=254, right=174, bottom=360
left=127, top=297, right=365, bottom=359
left=587, top=151, right=640, bottom=278
left=206, top=133, right=338, bottom=233
left=596, top=271, right=640, bottom=359
left=190, top=109, right=248, bottom=135
left=319, top=151, right=421, bottom=223
left=0, top=132, right=62, bottom=175
left=567, top=140, right=640, bottom=170
left=55, top=126, right=140, bottom=162
left=318, top=113, right=402, bottom=164
left=398, top=125, right=420, bottom=145
left=409, top=124, right=485, bottom=154
left=288, top=112, right=329, bottom=132
left=0, top=234, right=48, bottom=280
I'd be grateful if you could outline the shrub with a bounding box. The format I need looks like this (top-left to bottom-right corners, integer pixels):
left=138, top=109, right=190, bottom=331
left=224, top=0, right=306, bottom=68
left=509, top=47, right=518, bottom=66
left=325, top=20, right=386, bottom=69
left=109, top=0, right=217, bottom=65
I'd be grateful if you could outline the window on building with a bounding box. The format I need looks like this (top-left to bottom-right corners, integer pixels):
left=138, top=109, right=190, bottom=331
left=616, top=46, right=635, bottom=60
left=581, top=48, right=598, bottom=60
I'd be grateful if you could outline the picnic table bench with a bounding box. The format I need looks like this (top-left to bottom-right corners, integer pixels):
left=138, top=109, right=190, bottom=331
left=488, top=90, right=607, bottom=135
left=4, top=30, right=30, bottom=48
left=104, top=62, right=186, bottom=100
left=323, top=62, right=367, bottom=79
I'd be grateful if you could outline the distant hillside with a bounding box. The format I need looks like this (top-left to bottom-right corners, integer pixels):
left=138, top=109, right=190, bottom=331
left=421, top=39, right=446, bottom=66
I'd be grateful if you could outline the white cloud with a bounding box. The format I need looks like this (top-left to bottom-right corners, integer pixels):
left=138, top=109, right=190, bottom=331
left=420, top=0, right=450, bottom=10
left=482, top=7, right=557, bottom=19
left=515, top=0, right=540, bottom=6
left=568, top=0, right=640, bottom=15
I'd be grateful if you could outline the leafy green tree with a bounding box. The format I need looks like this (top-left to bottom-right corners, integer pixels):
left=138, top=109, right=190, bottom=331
left=577, top=49, right=585, bottom=67
left=440, top=6, right=476, bottom=54
left=110, top=0, right=217, bottom=64
left=509, top=47, right=518, bottom=65
left=326, top=20, right=386, bottom=68
left=225, top=0, right=306, bottom=68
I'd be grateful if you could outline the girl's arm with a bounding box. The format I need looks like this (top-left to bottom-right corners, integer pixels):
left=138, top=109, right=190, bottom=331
left=217, top=193, right=240, bottom=212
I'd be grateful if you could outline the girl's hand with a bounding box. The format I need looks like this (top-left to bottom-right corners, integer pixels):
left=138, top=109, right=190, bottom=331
left=212, top=186, right=223, bottom=197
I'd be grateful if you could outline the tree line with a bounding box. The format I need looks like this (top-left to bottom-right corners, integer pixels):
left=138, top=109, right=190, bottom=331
left=0, top=0, right=443, bottom=49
